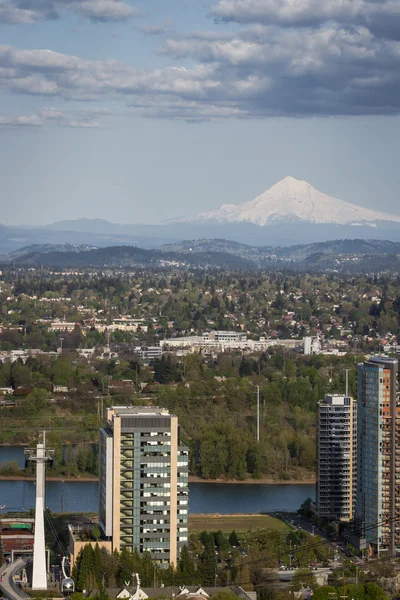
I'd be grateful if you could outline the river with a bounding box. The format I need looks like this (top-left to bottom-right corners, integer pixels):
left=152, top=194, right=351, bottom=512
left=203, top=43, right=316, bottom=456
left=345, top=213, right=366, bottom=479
left=0, top=447, right=315, bottom=514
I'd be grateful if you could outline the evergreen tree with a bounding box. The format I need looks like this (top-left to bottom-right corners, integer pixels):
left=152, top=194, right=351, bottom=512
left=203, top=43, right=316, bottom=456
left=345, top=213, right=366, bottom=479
left=141, top=551, right=155, bottom=587
left=214, top=531, right=230, bottom=551
left=239, top=357, right=253, bottom=377
left=177, top=545, right=196, bottom=583
left=228, top=530, right=239, bottom=547
left=73, top=545, right=96, bottom=593
left=93, top=543, right=104, bottom=587
left=198, top=533, right=217, bottom=585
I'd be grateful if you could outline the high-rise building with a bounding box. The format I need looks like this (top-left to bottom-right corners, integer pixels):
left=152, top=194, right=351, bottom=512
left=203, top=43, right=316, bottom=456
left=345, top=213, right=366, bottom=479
left=317, top=394, right=357, bottom=522
left=357, top=356, right=400, bottom=556
left=99, top=406, right=189, bottom=566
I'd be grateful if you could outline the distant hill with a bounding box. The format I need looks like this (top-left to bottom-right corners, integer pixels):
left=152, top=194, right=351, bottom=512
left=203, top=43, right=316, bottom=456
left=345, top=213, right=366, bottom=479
left=0, top=223, right=177, bottom=254
left=2, top=243, right=96, bottom=262
left=1, top=245, right=255, bottom=270
left=43, top=218, right=136, bottom=235
left=2, top=238, right=400, bottom=273
left=163, top=238, right=400, bottom=263
left=275, top=238, right=400, bottom=260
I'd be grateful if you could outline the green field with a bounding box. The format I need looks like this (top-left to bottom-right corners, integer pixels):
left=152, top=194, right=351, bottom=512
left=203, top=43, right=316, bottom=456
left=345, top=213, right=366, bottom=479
left=189, top=513, right=289, bottom=534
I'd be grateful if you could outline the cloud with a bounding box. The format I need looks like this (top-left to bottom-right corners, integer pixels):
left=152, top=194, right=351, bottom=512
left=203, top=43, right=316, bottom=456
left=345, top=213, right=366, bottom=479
left=77, top=0, right=138, bottom=22
left=210, top=0, right=400, bottom=40
left=159, top=24, right=400, bottom=116
left=140, top=25, right=167, bottom=36
left=0, top=106, right=106, bottom=128
left=3, top=11, right=400, bottom=122
left=0, top=0, right=138, bottom=24
left=3, top=0, right=400, bottom=121
left=0, top=45, right=224, bottom=103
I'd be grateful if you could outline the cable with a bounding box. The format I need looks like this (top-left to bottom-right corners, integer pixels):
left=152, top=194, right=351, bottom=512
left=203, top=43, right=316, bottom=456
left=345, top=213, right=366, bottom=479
left=232, top=513, right=400, bottom=571
left=44, top=508, right=67, bottom=558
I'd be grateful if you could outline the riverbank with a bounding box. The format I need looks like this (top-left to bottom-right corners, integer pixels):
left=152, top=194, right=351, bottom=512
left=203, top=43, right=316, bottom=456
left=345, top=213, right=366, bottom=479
left=0, top=475, right=98, bottom=482
left=189, top=475, right=316, bottom=485
left=0, top=474, right=316, bottom=484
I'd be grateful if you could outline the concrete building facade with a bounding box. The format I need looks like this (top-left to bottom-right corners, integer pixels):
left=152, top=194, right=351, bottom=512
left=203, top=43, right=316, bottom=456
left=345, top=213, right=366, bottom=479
left=357, top=356, right=400, bottom=556
left=317, top=394, right=357, bottom=522
left=99, top=406, right=189, bottom=566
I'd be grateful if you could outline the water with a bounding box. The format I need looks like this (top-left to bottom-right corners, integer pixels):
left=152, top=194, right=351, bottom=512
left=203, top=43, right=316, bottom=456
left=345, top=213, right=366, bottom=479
left=0, top=480, right=99, bottom=514
left=0, top=480, right=315, bottom=514
left=0, top=446, right=315, bottom=514
left=0, top=446, right=26, bottom=469
left=189, top=482, right=315, bottom=514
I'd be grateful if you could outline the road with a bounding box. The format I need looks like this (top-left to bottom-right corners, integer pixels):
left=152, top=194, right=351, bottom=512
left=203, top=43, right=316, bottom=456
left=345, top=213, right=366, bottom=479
left=0, top=559, right=30, bottom=600
left=282, top=512, right=365, bottom=566
left=282, top=512, right=326, bottom=537
left=278, top=567, right=332, bottom=581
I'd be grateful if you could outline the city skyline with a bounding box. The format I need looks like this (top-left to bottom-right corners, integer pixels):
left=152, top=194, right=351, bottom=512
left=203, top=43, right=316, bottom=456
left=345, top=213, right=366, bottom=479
left=0, top=0, right=400, bottom=225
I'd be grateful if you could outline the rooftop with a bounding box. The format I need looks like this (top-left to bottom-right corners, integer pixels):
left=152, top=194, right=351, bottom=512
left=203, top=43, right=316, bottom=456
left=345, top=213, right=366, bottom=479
left=109, top=406, right=170, bottom=416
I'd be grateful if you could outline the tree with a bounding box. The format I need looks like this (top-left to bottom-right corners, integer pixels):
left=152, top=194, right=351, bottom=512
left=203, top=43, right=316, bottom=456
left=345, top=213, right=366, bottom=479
left=153, top=356, right=175, bottom=384
left=229, top=530, right=239, bottom=547
left=214, top=530, right=230, bottom=551
left=246, top=445, right=262, bottom=478
left=197, top=532, right=217, bottom=585
left=364, top=582, right=388, bottom=600
left=291, top=568, right=318, bottom=591
left=239, top=358, right=253, bottom=377
left=212, top=593, right=238, bottom=600
left=312, top=586, right=338, bottom=600
left=70, top=593, right=86, bottom=600
left=177, top=545, right=196, bottom=583
left=73, top=545, right=96, bottom=592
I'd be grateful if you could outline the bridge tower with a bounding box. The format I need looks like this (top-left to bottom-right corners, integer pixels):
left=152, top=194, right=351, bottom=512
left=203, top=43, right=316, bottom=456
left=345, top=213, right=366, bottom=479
left=25, top=432, right=54, bottom=590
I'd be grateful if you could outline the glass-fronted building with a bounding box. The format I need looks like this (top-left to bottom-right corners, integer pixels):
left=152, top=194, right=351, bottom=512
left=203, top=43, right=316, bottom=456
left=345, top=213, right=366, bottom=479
left=99, top=406, right=189, bottom=566
left=317, top=394, right=357, bottom=521
left=357, top=357, right=400, bottom=556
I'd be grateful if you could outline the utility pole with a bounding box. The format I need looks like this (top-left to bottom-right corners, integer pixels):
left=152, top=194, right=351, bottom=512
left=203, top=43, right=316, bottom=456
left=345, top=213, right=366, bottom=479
left=345, top=369, right=349, bottom=396
left=256, top=385, right=260, bottom=442
left=25, top=432, right=54, bottom=590
left=59, top=337, right=64, bottom=354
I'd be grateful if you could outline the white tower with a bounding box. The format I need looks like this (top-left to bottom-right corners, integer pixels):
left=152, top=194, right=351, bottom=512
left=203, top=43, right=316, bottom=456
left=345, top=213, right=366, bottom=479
left=303, top=336, right=312, bottom=355
left=25, top=432, right=54, bottom=590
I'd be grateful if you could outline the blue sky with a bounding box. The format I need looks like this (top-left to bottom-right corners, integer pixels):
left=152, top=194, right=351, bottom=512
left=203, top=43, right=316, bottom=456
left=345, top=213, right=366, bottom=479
left=1, top=0, right=400, bottom=225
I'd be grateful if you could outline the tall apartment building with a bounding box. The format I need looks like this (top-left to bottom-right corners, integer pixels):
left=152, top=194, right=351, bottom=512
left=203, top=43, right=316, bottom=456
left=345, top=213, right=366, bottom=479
left=357, top=357, right=400, bottom=556
left=99, top=406, right=189, bottom=566
left=317, top=394, right=357, bottom=522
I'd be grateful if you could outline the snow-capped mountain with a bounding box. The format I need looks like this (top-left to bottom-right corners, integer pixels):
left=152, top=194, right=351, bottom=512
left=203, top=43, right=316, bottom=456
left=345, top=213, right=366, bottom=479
left=193, top=176, right=400, bottom=227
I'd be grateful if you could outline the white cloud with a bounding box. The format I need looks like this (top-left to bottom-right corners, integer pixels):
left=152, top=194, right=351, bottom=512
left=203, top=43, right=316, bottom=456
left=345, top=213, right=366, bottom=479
left=77, top=0, right=138, bottom=22
left=0, top=106, right=106, bottom=128
left=2, top=11, right=400, bottom=122
left=211, top=0, right=400, bottom=40
left=0, top=0, right=138, bottom=24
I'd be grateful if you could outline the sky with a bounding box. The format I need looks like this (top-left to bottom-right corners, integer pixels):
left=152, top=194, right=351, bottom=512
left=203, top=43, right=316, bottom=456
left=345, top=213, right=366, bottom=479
left=1, top=0, right=400, bottom=225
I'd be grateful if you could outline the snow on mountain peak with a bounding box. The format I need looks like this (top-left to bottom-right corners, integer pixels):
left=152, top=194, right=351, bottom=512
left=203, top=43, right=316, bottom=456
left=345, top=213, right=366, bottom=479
left=195, top=177, right=400, bottom=227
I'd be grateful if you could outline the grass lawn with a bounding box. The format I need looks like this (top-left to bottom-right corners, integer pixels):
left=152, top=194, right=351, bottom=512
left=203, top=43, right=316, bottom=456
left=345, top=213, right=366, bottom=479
left=189, top=513, right=289, bottom=534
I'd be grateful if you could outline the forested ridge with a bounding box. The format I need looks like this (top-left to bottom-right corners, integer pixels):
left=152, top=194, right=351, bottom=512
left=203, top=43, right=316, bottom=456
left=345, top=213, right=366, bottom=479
left=0, top=348, right=360, bottom=481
